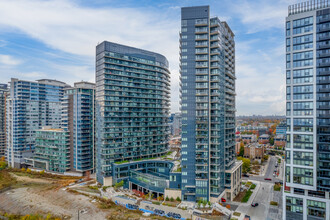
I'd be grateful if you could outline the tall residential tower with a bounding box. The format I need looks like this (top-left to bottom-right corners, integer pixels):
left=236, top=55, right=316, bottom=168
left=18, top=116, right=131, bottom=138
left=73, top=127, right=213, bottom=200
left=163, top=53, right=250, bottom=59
left=0, top=84, right=8, bottom=157
left=6, top=78, right=70, bottom=167
left=62, top=82, right=96, bottom=174
left=285, top=1, right=330, bottom=219
left=180, top=6, right=241, bottom=202
left=95, top=41, right=171, bottom=185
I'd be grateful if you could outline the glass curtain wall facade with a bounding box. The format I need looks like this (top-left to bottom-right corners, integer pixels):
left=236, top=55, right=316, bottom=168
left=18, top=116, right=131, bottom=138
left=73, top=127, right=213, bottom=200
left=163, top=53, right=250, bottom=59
left=285, top=1, right=330, bottom=220
left=180, top=6, right=236, bottom=202
left=0, top=84, right=8, bottom=157
left=95, top=41, right=171, bottom=184
left=62, top=82, right=95, bottom=173
left=6, top=78, right=70, bottom=168
left=34, top=128, right=70, bottom=173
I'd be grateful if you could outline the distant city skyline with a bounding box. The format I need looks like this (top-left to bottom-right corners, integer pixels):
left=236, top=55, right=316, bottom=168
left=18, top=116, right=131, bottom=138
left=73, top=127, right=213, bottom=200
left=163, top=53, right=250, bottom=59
left=0, top=0, right=300, bottom=115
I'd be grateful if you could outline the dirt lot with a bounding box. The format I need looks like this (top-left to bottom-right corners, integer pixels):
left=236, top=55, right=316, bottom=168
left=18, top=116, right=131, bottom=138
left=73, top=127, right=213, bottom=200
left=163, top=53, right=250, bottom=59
left=0, top=170, right=170, bottom=220
left=0, top=173, right=108, bottom=220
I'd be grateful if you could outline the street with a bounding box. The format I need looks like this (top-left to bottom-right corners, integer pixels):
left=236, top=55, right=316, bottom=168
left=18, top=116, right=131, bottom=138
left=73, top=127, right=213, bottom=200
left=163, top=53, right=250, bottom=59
left=229, top=156, right=283, bottom=220
left=243, top=156, right=283, bottom=184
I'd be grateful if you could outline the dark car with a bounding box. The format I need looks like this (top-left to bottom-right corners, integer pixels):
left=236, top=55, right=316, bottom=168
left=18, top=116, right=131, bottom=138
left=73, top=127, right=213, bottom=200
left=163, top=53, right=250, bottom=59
left=264, top=178, right=272, bottom=181
left=243, top=173, right=249, bottom=177
left=251, top=202, right=259, bottom=207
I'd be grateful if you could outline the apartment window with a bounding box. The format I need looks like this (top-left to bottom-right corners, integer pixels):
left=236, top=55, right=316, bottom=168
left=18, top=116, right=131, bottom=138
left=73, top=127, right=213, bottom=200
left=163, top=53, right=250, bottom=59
left=182, top=35, right=187, bottom=39
left=286, top=21, right=291, bottom=30
left=293, top=167, right=313, bottom=185
left=182, top=20, right=188, bottom=27
left=181, top=55, right=188, bottom=59
left=182, top=172, right=187, bottom=176
left=182, top=42, right=188, bottom=46
left=181, top=49, right=187, bottom=53
left=182, top=144, right=187, bottom=148
left=293, top=118, right=313, bottom=132
left=182, top=27, right=187, bottom=32
left=307, top=200, right=326, bottom=218
left=182, top=179, right=187, bottom=183
left=293, top=17, right=313, bottom=28
left=286, top=166, right=290, bottom=183
left=286, top=196, right=303, bottom=213
left=293, top=134, right=313, bottom=150
left=293, top=151, right=313, bottom=166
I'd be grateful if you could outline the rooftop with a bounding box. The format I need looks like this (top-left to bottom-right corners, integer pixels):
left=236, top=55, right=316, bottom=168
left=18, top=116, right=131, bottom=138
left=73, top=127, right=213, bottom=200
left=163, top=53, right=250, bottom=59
left=288, top=0, right=330, bottom=16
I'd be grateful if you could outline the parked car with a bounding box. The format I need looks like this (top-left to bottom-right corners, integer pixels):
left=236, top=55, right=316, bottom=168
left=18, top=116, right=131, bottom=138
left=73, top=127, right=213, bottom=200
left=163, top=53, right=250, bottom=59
left=221, top=198, right=226, bottom=203
left=242, top=173, right=249, bottom=177
left=251, top=202, right=259, bottom=207
left=264, top=178, right=272, bottom=181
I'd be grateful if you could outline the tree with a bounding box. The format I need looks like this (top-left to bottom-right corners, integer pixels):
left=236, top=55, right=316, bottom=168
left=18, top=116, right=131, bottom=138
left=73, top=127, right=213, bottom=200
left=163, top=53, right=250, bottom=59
left=165, top=196, right=170, bottom=201
left=237, top=156, right=251, bottom=173
left=269, top=137, right=274, bottom=145
left=114, top=180, right=124, bottom=188
left=239, top=142, right=245, bottom=157
left=176, top=196, right=181, bottom=202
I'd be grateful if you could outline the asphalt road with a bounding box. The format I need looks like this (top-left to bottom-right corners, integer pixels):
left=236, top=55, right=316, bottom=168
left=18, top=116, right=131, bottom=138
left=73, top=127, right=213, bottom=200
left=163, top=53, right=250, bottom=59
left=234, top=181, right=273, bottom=220
left=243, top=156, right=283, bottom=184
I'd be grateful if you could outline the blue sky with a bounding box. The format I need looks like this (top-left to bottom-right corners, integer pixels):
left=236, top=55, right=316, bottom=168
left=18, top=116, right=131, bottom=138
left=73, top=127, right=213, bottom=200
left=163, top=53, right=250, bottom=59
left=0, top=0, right=299, bottom=115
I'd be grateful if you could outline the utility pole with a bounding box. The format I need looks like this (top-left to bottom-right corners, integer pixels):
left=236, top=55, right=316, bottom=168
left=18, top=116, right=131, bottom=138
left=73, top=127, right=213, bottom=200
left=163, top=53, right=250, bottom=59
left=78, top=210, right=79, bottom=220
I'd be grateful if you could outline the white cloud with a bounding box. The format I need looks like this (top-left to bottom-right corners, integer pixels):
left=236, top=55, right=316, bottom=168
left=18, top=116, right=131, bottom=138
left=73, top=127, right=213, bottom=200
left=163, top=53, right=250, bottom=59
left=0, top=0, right=181, bottom=111
left=230, top=0, right=300, bottom=33
left=0, top=54, right=21, bottom=65
left=0, top=0, right=289, bottom=115
left=21, top=71, right=46, bottom=78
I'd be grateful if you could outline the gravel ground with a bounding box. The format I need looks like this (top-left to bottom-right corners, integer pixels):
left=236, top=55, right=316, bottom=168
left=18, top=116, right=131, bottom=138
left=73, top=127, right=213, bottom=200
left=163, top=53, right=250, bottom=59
left=0, top=180, right=108, bottom=220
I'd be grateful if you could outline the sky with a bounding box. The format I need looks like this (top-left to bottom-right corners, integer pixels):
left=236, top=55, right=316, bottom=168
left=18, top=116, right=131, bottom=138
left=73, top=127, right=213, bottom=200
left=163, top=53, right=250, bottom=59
left=0, top=0, right=300, bottom=115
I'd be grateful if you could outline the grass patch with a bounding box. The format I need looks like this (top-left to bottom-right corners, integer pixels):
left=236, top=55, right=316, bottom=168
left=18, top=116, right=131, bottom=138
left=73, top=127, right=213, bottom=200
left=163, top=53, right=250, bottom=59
left=274, top=183, right=281, bottom=191
left=270, top=201, right=278, bottom=206
left=250, top=184, right=256, bottom=190
left=233, top=212, right=241, bottom=217
left=0, top=212, right=62, bottom=220
left=152, top=201, right=161, bottom=205
left=241, top=189, right=253, bottom=203
left=245, top=181, right=252, bottom=187
left=0, top=169, right=17, bottom=190
left=241, top=182, right=246, bottom=185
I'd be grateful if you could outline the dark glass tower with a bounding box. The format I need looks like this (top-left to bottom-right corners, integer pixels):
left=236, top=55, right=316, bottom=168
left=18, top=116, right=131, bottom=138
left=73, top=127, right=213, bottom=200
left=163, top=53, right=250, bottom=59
left=180, top=6, right=237, bottom=202
left=95, top=41, right=171, bottom=185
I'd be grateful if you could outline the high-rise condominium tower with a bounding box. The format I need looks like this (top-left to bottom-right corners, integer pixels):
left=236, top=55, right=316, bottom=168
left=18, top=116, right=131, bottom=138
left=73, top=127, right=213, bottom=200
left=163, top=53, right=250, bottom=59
left=285, top=1, right=330, bottom=219
left=180, top=6, right=240, bottom=202
left=95, top=41, right=171, bottom=185
left=61, top=82, right=96, bottom=174
left=0, top=84, right=8, bottom=158
left=6, top=78, right=70, bottom=167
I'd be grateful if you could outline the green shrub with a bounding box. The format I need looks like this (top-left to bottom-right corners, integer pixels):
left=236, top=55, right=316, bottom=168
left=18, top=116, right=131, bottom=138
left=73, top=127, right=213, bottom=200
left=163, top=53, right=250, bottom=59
left=170, top=197, right=174, bottom=202
left=270, top=201, right=278, bottom=206
left=274, top=184, right=281, bottom=191
left=176, top=197, right=181, bottom=202
left=114, top=180, right=124, bottom=188
left=250, top=184, right=256, bottom=190
left=165, top=196, right=169, bottom=201
left=241, top=189, right=253, bottom=203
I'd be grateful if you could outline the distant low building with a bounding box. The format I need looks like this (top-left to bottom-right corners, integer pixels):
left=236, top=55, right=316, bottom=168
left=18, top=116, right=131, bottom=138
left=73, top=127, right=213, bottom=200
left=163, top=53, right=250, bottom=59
left=276, top=122, right=286, bottom=135
left=236, top=125, right=267, bottom=136
left=241, top=134, right=257, bottom=144
left=235, top=142, right=241, bottom=154
left=274, top=134, right=286, bottom=147
left=244, top=143, right=265, bottom=160
left=258, top=134, right=270, bottom=144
